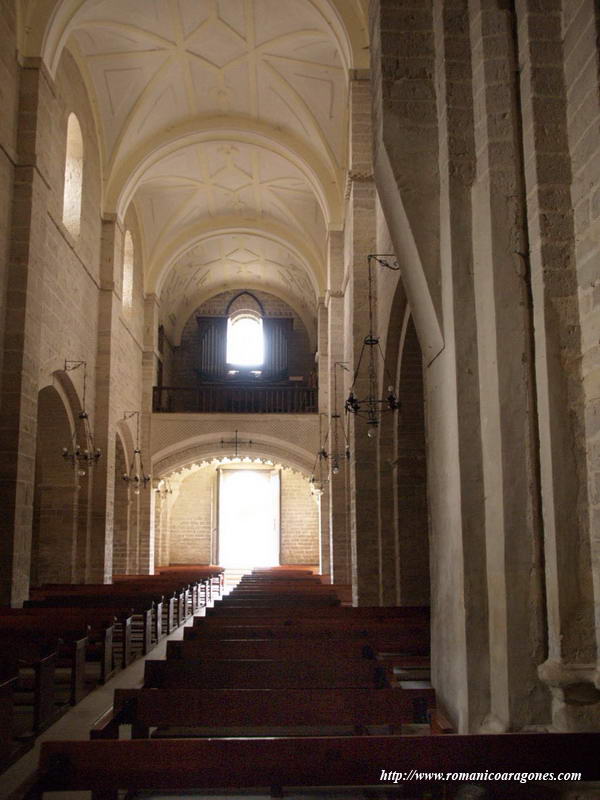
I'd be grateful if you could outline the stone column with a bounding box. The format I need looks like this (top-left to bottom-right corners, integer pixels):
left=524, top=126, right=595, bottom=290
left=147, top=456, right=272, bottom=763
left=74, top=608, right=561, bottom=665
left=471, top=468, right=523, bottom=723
left=468, top=0, right=548, bottom=732
left=516, top=0, right=597, bottom=728
left=89, top=217, right=124, bottom=582
left=136, top=294, right=160, bottom=573
left=370, top=0, right=491, bottom=731
left=327, top=231, right=351, bottom=585
left=154, top=484, right=171, bottom=568
left=560, top=0, right=600, bottom=698
left=316, top=301, right=330, bottom=575
left=0, top=62, right=53, bottom=605
left=378, top=276, right=407, bottom=607
left=346, top=75, right=380, bottom=606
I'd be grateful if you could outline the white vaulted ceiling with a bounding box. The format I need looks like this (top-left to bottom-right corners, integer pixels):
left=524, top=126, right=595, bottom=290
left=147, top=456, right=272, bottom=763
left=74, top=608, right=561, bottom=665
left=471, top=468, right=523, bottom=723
left=30, top=0, right=369, bottom=325
left=71, top=0, right=348, bottom=173
left=135, top=139, right=327, bottom=291
left=161, top=231, right=318, bottom=343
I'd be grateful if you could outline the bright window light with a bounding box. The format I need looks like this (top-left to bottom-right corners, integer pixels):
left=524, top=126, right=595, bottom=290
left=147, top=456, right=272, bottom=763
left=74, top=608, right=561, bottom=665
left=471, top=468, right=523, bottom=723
left=226, top=315, right=264, bottom=366
left=122, top=230, right=134, bottom=309
left=63, top=113, right=83, bottom=237
left=219, top=470, right=279, bottom=567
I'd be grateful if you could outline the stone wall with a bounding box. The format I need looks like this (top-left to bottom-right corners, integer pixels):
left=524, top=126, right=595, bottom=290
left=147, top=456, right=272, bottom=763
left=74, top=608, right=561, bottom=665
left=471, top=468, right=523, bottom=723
left=0, top=37, right=147, bottom=600
left=169, top=469, right=214, bottom=564
left=280, top=469, right=320, bottom=565
left=164, top=464, right=318, bottom=566
left=0, top=0, right=18, bottom=397
left=562, top=0, right=600, bottom=648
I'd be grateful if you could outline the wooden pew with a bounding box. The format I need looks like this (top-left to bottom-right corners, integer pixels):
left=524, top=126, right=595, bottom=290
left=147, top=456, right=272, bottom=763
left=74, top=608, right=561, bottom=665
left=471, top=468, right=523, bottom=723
left=231, top=588, right=346, bottom=598
left=30, top=594, right=154, bottom=656
left=251, top=567, right=315, bottom=574
left=31, top=584, right=178, bottom=638
left=0, top=632, right=59, bottom=736
left=238, top=577, right=323, bottom=585
left=100, top=579, right=196, bottom=622
left=204, top=604, right=429, bottom=619
left=144, top=658, right=390, bottom=689
left=168, top=637, right=422, bottom=661
left=24, top=603, right=127, bottom=676
left=186, top=620, right=427, bottom=638
left=16, top=607, right=115, bottom=684
left=0, top=612, right=88, bottom=705
left=152, top=566, right=225, bottom=602
left=191, top=619, right=429, bottom=649
left=31, top=733, right=600, bottom=797
left=0, top=674, right=20, bottom=769
left=215, top=594, right=341, bottom=608
left=91, top=686, right=436, bottom=739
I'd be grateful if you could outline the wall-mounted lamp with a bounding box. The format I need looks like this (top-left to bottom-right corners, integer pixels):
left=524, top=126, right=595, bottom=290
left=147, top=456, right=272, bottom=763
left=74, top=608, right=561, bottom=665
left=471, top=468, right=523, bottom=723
left=62, top=360, right=101, bottom=476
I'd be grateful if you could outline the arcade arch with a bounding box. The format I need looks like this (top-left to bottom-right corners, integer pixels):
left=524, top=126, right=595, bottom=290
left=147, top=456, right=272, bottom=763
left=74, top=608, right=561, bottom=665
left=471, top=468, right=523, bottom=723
left=31, top=386, right=78, bottom=585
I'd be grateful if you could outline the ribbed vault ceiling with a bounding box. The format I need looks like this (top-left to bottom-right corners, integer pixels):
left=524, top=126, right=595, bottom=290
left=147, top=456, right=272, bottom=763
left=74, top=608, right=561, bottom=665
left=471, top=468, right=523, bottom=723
left=30, top=0, right=369, bottom=324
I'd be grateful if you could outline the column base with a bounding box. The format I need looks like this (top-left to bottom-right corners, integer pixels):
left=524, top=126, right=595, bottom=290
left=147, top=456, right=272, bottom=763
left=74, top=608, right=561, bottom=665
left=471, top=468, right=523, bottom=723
left=538, top=659, right=600, bottom=731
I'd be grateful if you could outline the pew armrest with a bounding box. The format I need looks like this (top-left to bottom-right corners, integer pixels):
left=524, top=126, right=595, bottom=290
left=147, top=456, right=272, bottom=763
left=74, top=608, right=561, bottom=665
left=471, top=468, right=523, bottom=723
left=90, top=707, right=125, bottom=740
left=430, top=706, right=455, bottom=734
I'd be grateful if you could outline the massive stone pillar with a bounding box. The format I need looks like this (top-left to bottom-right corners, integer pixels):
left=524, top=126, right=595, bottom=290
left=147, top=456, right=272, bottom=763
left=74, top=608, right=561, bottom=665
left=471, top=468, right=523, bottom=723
left=516, top=0, right=599, bottom=728
left=467, top=0, right=548, bottom=731
left=377, top=273, right=408, bottom=607
left=346, top=75, right=380, bottom=606
left=371, top=0, right=488, bottom=730
left=0, top=62, right=53, bottom=604
left=89, top=217, right=124, bottom=582
left=560, top=0, right=600, bottom=700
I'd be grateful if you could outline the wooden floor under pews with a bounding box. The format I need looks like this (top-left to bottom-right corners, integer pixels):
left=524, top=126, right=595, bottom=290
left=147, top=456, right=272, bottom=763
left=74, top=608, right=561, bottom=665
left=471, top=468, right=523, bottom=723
left=2, top=567, right=600, bottom=800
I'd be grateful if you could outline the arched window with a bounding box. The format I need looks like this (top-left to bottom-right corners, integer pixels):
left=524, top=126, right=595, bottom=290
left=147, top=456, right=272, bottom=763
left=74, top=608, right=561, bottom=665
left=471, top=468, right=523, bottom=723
left=62, top=113, right=83, bottom=237
left=122, top=230, right=134, bottom=309
left=226, top=312, right=264, bottom=366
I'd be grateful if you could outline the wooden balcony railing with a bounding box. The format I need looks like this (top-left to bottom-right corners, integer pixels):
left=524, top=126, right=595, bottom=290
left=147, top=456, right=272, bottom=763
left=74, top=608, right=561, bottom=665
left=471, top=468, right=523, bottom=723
left=153, top=385, right=318, bottom=414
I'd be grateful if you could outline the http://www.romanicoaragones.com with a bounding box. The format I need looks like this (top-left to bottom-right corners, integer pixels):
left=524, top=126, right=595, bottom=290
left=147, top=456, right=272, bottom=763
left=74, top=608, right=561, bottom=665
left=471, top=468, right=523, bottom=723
left=379, top=769, right=582, bottom=784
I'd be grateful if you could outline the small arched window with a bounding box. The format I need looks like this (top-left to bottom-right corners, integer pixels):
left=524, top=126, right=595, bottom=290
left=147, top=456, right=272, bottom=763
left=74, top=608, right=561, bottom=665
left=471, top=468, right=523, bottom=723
left=62, top=113, right=83, bottom=237
left=122, top=231, right=134, bottom=309
left=226, top=312, right=264, bottom=366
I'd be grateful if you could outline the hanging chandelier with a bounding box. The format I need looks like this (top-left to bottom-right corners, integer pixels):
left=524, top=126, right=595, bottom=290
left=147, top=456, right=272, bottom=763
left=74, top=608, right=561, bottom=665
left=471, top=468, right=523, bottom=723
left=345, top=255, right=401, bottom=437
left=122, top=411, right=150, bottom=494
left=62, top=360, right=101, bottom=476
left=327, top=362, right=351, bottom=473
left=310, top=414, right=330, bottom=495
left=310, top=363, right=352, bottom=492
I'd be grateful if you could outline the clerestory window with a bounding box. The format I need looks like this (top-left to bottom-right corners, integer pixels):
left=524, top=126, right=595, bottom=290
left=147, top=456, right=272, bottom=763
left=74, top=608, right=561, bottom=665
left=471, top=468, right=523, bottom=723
left=122, top=230, right=134, bottom=310
left=226, top=312, right=264, bottom=366
left=62, top=113, right=83, bottom=237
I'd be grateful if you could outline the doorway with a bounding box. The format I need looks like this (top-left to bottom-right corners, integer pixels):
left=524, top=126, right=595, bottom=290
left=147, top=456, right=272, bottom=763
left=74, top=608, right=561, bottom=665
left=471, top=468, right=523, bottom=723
left=218, top=468, right=280, bottom=567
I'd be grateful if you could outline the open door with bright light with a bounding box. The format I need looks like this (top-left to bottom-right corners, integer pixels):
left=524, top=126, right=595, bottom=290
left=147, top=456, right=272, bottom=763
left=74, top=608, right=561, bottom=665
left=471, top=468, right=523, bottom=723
left=218, top=468, right=280, bottom=568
